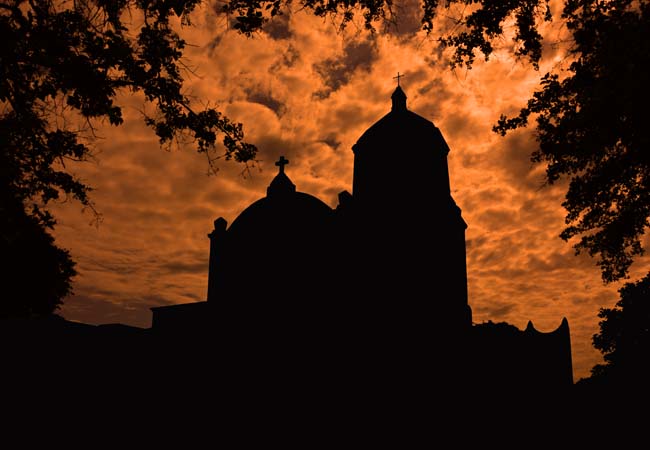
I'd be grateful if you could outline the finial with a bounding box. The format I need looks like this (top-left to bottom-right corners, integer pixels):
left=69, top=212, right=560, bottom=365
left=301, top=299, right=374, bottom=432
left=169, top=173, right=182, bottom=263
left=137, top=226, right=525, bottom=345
left=268, top=155, right=296, bottom=197
left=208, top=217, right=228, bottom=239
left=275, top=156, right=289, bottom=174
left=393, top=72, right=405, bottom=86
left=391, top=83, right=407, bottom=111
left=213, top=217, right=227, bottom=232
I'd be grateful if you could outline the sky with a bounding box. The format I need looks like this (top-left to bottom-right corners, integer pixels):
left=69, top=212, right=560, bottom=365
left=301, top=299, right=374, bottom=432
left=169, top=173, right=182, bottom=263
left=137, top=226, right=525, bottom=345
left=50, top=1, right=648, bottom=380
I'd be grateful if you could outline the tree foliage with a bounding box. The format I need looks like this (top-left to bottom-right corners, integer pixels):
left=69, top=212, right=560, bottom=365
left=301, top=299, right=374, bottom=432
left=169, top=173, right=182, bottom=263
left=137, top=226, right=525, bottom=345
left=494, top=1, right=650, bottom=283
left=224, top=0, right=552, bottom=69
left=590, top=272, right=650, bottom=384
left=1, top=0, right=257, bottom=223
left=224, top=0, right=650, bottom=283
left=1, top=0, right=257, bottom=316
left=1, top=191, right=76, bottom=317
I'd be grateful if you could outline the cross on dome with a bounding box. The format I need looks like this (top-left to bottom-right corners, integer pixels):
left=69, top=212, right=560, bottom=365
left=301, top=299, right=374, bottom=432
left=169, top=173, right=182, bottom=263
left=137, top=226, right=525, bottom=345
left=275, top=156, right=289, bottom=174
left=393, top=72, right=405, bottom=86
left=267, top=155, right=296, bottom=196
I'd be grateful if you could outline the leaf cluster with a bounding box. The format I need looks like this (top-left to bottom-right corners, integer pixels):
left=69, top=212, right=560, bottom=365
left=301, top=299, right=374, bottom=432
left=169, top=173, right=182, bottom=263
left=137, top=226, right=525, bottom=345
left=1, top=0, right=257, bottom=230
left=495, top=1, right=650, bottom=282
left=591, top=272, right=650, bottom=382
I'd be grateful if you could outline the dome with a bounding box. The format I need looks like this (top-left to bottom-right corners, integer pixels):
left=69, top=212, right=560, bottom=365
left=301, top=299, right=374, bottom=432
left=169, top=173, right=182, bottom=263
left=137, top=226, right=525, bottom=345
left=353, top=86, right=449, bottom=155
left=228, top=155, right=333, bottom=238
left=215, top=156, right=336, bottom=306
left=351, top=86, right=454, bottom=207
left=228, top=191, right=333, bottom=239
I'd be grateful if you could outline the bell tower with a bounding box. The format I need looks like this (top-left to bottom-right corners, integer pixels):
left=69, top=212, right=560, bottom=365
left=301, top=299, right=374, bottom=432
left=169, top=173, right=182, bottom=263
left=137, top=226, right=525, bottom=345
left=350, top=81, right=472, bottom=332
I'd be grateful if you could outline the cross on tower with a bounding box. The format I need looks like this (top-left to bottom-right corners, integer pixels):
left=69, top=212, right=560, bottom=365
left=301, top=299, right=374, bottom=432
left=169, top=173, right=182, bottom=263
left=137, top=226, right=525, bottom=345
left=393, top=72, right=405, bottom=86
left=275, top=155, right=289, bottom=174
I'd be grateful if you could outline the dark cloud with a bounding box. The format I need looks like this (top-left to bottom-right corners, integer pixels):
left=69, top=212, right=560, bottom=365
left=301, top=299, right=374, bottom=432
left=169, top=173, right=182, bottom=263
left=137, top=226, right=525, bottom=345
left=244, top=86, right=287, bottom=117
left=479, top=266, right=528, bottom=279
left=251, top=135, right=303, bottom=167
left=262, top=12, right=293, bottom=40
left=476, top=207, right=518, bottom=230
left=313, top=37, right=378, bottom=99
left=270, top=44, right=300, bottom=71
left=466, top=235, right=488, bottom=251
left=62, top=292, right=154, bottom=328
left=462, top=187, right=511, bottom=215
left=113, top=207, right=173, bottom=225
left=180, top=205, right=215, bottom=221
left=439, top=110, right=485, bottom=143
left=458, top=152, right=486, bottom=168
left=318, top=134, right=341, bottom=150
left=388, top=0, right=424, bottom=38
left=207, top=34, right=223, bottom=55
left=158, top=260, right=207, bottom=275
left=417, top=77, right=445, bottom=96
left=85, top=259, right=138, bottom=276
left=473, top=301, right=518, bottom=319
left=150, top=249, right=208, bottom=276
left=334, top=104, right=378, bottom=134
left=526, top=252, right=576, bottom=273
left=399, top=67, right=429, bottom=86
left=495, top=130, right=546, bottom=190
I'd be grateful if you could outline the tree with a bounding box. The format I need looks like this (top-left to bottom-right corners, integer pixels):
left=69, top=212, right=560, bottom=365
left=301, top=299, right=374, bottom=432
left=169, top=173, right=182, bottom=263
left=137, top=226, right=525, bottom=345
left=224, top=0, right=650, bottom=283
left=1, top=191, right=76, bottom=317
left=494, top=1, right=650, bottom=284
left=590, top=273, right=650, bottom=385
left=0, top=0, right=258, bottom=316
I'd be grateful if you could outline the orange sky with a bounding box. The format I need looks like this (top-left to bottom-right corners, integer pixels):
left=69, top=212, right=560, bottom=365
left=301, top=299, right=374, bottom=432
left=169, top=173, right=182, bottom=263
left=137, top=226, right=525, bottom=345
left=50, top=1, right=648, bottom=380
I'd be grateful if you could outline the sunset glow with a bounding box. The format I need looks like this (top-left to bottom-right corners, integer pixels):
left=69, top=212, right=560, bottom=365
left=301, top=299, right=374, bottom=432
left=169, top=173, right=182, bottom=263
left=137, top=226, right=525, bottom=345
left=49, top=2, right=648, bottom=380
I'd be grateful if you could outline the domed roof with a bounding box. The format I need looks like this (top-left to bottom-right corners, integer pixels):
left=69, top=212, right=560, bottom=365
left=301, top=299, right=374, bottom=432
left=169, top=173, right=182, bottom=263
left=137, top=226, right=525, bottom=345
left=214, top=156, right=336, bottom=307
left=227, top=156, right=333, bottom=238
left=228, top=191, right=333, bottom=237
left=353, top=86, right=449, bottom=155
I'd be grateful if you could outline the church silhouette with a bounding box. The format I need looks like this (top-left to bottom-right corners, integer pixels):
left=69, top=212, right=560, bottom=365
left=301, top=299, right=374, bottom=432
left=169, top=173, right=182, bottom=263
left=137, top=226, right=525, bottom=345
left=150, top=84, right=573, bottom=391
